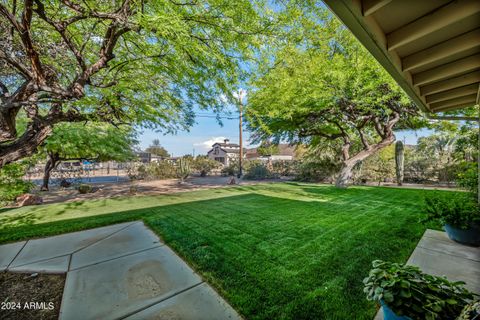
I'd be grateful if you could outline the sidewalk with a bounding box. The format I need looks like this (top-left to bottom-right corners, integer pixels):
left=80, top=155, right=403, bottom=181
left=0, top=221, right=241, bottom=320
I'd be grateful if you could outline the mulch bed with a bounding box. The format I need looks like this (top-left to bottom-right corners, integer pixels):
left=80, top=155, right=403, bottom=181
left=0, top=272, right=65, bottom=320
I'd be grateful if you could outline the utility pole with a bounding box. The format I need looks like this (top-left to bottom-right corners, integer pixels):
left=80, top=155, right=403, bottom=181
left=238, top=92, right=244, bottom=178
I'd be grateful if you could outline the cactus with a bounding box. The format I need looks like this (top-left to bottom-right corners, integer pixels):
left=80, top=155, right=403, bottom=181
left=177, top=158, right=191, bottom=183
left=395, top=140, right=404, bottom=186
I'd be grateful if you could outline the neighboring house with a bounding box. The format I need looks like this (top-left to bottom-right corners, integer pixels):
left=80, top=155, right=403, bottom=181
left=207, top=139, right=244, bottom=166
left=207, top=140, right=296, bottom=165
left=136, top=152, right=151, bottom=163
left=245, top=144, right=296, bottom=161
left=164, top=156, right=181, bottom=164
left=136, top=152, right=171, bottom=163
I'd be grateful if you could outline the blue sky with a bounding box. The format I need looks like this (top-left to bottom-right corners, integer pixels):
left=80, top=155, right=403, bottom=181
left=138, top=116, right=434, bottom=156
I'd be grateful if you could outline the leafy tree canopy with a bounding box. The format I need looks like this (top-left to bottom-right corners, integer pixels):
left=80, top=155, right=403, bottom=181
left=246, top=10, right=425, bottom=187
left=43, top=122, right=137, bottom=162
left=0, top=0, right=281, bottom=166
left=145, top=139, right=170, bottom=158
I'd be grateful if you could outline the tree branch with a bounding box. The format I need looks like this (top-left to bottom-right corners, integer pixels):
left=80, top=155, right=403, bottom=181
left=33, top=0, right=87, bottom=71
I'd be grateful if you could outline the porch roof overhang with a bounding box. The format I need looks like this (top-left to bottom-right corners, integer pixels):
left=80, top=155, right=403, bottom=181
left=322, top=0, right=480, bottom=113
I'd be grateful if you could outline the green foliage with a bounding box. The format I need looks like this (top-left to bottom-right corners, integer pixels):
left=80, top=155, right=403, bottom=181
left=456, top=163, right=479, bottom=200
left=423, top=192, right=479, bottom=229
left=364, top=260, right=474, bottom=320
left=243, top=162, right=272, bottom=180
left=357, top=145, right=395, bottom=184
left=0, top=163, right=34, bottom=205
left=457, top=300, right=480, bottom=320
left=221, top=158, right=240, bottom=176
left=221, top=165, right=237, bottom=176
left=257, top=141, right=280, bottom=156
left=177, top=158, right=191, bottom=182
left=246, top=9, right=422, bottom=176
left=43, top=123, right=137, bottom=162
left=145, top=139, right=170, bottom=158
left=135, top=162, right=177, bottom=180
left=77, top=184, right=93, bottom=194
left=294, top=158, right=339, bottom=182
left=192, top=156, right=220, bottom=177
left=271, top=160, right=297, bottom=176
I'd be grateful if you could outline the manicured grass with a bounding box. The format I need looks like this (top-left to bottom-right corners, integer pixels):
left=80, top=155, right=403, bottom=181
left=0, top=183, right=441, bottom=319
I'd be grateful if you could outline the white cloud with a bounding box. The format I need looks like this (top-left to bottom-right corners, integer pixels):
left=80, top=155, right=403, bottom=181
left=194, top=136, right=228, bottom=152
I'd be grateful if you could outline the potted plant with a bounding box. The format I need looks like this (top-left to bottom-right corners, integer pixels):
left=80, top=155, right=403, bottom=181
left=364, top=260, right=475, bottom=320
left=457, top=300, right=480, bottom=320
left=423, top=164, right=480, bottom=246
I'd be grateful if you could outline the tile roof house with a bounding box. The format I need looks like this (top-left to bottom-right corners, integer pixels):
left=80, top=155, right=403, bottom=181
left=245, top=144, right=296, bottom=161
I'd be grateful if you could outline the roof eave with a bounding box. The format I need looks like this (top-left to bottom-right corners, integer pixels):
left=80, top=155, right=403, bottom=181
left=323, top=0, right=431, bottom=113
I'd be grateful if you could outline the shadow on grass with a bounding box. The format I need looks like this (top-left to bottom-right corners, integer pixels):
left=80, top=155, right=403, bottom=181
left=0, top=189, right=435, bottom=320
left=0, top=190, right=430, bottom=244
left=0, top=207, right=18, bottom=214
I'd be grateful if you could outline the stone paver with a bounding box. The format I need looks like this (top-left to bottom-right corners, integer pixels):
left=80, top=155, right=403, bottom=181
left=374, top=229, right=480, bottom=320
left=0, top=221, right=242, bottom=320
left=125, top=283, right=241, bottom=320
left=0, top=241, right=26, bottom=271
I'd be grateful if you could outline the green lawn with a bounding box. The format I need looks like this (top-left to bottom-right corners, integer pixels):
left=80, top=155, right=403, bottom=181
left=0, top=182, right=441, bottom=319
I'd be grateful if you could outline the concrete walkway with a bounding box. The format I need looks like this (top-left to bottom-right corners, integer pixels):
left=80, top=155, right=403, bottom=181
left=374, top=229, right=480, bottom=320
left=0, top=221, right=242, bottom=320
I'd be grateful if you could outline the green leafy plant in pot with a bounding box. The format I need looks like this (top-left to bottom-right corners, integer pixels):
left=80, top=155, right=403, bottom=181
left=423, top=164, right=480, bottom=246
left=457, top=300, right=480, bottom=320
left=364, top=260, right=475, bottom=320
left=423, top=192, right=480, bottom=246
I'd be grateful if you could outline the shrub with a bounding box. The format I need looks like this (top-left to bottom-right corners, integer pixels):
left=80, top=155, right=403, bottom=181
left=78, top=184, right=92, bottom=194
left=423, top=192, right=479, bottom=229
left=456, top=162, right=478, bottom=200
left=244, top=162, right=272, bottom=180
left=364, top=260, right=474, bottom=320
left=0, top=163, right=34, bottom=206
left=221, top=163, right=238, bottom=176
left=271, top=160, right=297, bottom=176
left=294, top=158, right=339, bottom=182
left=129, top=162, right=177, bottom=180
left=192, top=156, right=219, bottom=177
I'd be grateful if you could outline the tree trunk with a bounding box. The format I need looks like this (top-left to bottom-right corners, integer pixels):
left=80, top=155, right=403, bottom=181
left=0, top=121, right=52, bottom=168
left=335, top=162, right=355, bottom=188
left=41, top=153, right=59, bottom=191
left=335, top=135, right=396, bottom=188
left=0, top=107, right=21, bottom=143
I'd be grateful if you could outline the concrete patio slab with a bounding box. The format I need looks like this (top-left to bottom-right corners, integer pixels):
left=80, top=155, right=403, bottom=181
left=9, top=222, right=133, bottom=268
left=419, top=229, right=480, bottom=262
left=0, top=241, right=25, bottom=271
left=69, top=222, right=162, bottom=270
left=0, top=221, right=241, bottom=320
left=125, top=282, right=242, bottom=320
left=374, top=229, right=480, bottom=320
left=60, top=246, right=202, bottom=320
left=407, top=246, right=480, bottom=293
left=9, top=255, right=70, bottom=273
